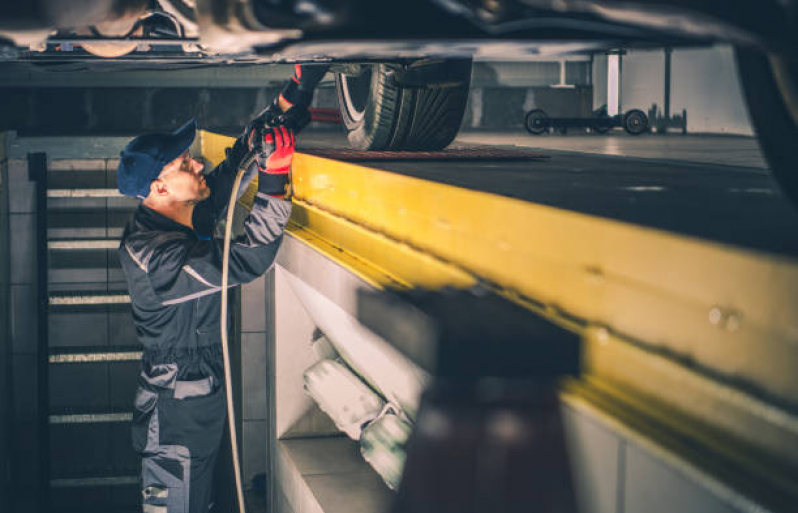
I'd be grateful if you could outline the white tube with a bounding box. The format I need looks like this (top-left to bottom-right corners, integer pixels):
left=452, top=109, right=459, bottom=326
left=221, top=152, right=256, bottom=513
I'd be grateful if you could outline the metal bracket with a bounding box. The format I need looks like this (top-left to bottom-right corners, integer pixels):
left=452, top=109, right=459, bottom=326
left=387, top=59, right=472, bottom=87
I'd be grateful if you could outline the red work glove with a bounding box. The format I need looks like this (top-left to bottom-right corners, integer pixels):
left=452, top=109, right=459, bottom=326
left=256, top=126, right=295, bottom=198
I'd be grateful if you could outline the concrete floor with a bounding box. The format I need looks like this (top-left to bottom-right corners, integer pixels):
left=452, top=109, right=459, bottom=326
left=301, top=131, right=768, bottom=169
left=455, top=132, right=768, bottom=169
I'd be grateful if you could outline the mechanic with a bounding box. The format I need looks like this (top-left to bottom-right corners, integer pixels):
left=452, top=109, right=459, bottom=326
left=116, top=111, right=300, bottom=513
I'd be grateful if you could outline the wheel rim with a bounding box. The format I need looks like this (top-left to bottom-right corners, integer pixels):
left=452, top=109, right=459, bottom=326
left=340, top=67, right=373, bottom=123
left=526, top=111, right=548, bottom=134
left=625, top=111, right=647, bottom=134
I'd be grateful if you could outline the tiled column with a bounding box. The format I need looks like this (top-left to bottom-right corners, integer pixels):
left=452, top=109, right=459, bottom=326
left=0, top=132, right=12, bottom=510
left=240, top=272, right=270, bottom=495
left=6, top=136, right=44, bottom=513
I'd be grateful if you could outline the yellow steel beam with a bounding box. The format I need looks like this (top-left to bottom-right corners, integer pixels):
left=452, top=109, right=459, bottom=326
left=288, top=153, right=798, bottom=404
left=197, top=131, right=798, bottom=509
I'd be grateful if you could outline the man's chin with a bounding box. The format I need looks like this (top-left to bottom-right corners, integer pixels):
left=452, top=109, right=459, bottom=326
left=185, top=189, right=211, bottom=206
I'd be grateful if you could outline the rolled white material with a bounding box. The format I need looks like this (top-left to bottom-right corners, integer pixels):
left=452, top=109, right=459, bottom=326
left=304, top=359, right=385, bottom=440
left=286, top=273, right=429, bottom=419
left=360, top=407, right=412, bottom=491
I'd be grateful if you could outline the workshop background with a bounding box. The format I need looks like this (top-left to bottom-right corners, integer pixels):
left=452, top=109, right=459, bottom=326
left=2, top=39, right=792, bottom=513
left=0, top=46, right=750, bottom=136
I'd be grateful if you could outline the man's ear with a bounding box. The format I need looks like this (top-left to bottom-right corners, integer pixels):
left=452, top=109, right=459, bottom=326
left=150, top=179, right=169, bottom=197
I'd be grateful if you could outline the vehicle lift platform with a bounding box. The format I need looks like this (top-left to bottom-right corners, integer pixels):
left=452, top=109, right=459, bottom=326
left=3, top=131, right=798, bottom=513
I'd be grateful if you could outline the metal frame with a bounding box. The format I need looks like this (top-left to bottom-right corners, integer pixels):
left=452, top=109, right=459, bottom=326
left=28, top=151, right=50, bottom=513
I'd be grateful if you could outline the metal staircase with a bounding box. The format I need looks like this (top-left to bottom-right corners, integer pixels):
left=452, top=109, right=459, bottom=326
left=34, top=152, right=142, bottom=512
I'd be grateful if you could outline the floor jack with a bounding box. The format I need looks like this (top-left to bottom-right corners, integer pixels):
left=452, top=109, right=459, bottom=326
left=524, top=106, right=649, bottom=135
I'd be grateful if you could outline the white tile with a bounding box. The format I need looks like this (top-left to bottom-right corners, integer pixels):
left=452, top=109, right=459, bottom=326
left=275, top=486, right=296, bottom=513
left=623, top=442, right=741, bottom=513
left=12, top=354, right=39, bottom=421
left=282, top=438, right=367, bottom=476
left=7, top=159, right=35, bottom=213
left=242, top=274, right=267, bottom=333
left=274, top=267, right=326, bottom=439
left=243, top=420, right=268, bottom=485
left=562, top=403, right=620, bottom=513
left=10, top=284, right=37, bottom=355
left=276, top=443, right=304, bottom=513
left=9, top=213, right=35, bottom=284
left=242, top=332, right=268, bottom=420
left=304, top=470, right=393, bottom=513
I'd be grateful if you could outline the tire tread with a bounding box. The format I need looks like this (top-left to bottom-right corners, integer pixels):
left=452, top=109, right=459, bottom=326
left=336, top=61, right=471, bottom=151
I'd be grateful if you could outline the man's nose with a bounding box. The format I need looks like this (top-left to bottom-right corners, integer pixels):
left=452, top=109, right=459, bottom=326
left=192, top=159, right=205, bottom=174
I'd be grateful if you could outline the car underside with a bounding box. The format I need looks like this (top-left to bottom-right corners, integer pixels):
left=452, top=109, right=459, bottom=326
left=1, top=0, right=797, bottom=204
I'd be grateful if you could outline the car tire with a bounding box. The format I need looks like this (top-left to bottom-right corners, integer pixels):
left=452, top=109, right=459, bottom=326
left=736, top=47, right=798, bottom=206
left=623, top=109, right=649, bottom=135
left=334, top=60, right=471, bottom=150
left=525, top=109, right=549, bottom=135
left=157, top=0, right=198, bottom=34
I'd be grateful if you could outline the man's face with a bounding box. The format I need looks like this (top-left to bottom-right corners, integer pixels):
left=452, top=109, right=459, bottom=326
left=157, top=152, right=209, bottom=203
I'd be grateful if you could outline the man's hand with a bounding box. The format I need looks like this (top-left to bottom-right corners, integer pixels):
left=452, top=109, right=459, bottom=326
left=256, top=126, right=295, bottom=198
left=244, top=106, right=277, bottom=153
left=273, top=104, right=312, bottom=133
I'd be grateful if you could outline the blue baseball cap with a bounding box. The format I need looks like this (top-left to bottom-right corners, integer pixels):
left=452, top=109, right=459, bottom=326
left=117, top=119, right=198, bottom=199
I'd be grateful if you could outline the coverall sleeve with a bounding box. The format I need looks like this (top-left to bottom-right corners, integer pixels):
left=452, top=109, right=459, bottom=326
left=202, top=135, right=258, bottom=221
left=278, top=64, right=330, bottom=108
left=147, top=193, right=291, bottom=305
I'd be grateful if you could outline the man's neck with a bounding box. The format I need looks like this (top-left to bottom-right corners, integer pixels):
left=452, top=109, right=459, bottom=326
left=143, top=198, right=195, bottom=229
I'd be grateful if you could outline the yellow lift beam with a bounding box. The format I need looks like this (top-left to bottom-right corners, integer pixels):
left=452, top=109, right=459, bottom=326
left=197, top=131, right=798, bottom=511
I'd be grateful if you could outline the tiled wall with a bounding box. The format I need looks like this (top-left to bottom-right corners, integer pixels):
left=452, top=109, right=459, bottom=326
left=460, top=85, right=594, bottom=130
left=592, top=45, right=753, bottom=135
left=5, top=151, right=43, bottom=513
left=561, top=401, right=752, bottom=513
left=0, top=133, right=12, bottom=508
left=240, top=273, right=271, bottom=491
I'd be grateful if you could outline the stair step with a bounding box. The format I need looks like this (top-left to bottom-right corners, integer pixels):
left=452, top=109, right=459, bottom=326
left=50, top=483, right=141, bottom=513
left=49, top=349, right=141, bottom=364
left=50, top=420, right=140, bottom=479
left=48, top=188, right=122, bottom=198
left=50, top=476, right=139, bottom=488
left=49, top=292, right=131, bottom=306
left=49, top=239, right=120, bottom=250
left=49, top=412, right=133, bottom=424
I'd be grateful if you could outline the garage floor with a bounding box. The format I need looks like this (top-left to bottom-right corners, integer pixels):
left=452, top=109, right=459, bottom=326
left=300, top=131, right=766, bottom=169
left=455, top=132, right=767, bottom=169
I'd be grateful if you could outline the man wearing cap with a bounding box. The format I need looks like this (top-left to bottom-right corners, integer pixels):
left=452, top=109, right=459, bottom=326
left=117, top=116, right=298, bottom=513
